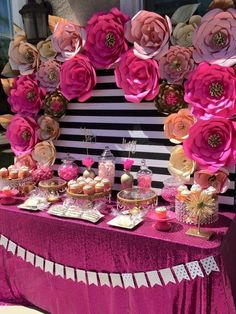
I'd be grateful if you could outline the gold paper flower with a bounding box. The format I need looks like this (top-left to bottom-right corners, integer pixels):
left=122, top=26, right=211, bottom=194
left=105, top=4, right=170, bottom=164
left=32, top=141, right=56, bottom=166
left=209, top=0, right=234, bottom=10
left=168, top=145, right=196, bottom=181
left=37, top=37, right=56, bottom=62
left=185, top=192, right=216, bottom=224
left=43, top=90, right=68, bottom=119
left=37, top=116, right=60, bottom=141
left=164, top=109, right=195, bottom=144
left=155, top=83, right=188, bottom=115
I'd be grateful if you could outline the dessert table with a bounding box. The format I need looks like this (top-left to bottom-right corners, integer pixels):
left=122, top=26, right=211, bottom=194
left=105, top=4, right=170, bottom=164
left=0, top=201, right=235, bottom=314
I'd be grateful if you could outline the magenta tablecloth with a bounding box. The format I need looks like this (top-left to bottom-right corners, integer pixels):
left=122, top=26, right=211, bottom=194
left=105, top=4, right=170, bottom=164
left=0, top=202, right=235, bottom=314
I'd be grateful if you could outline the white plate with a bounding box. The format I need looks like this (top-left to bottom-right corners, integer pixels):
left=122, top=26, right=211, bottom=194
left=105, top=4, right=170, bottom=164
left=18, top=203, right=49, bottom=211
left=48, top=206, right=104, bottom=223
left=107, top=216, right=143, bottom=229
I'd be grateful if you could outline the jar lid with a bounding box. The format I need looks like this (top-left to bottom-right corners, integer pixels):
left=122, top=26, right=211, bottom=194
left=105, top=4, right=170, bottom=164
left=99, top=146, right=115, bottom=161
left=137, top=159, right=152, bottom=176
left=62, top=153, right=75, bottom=163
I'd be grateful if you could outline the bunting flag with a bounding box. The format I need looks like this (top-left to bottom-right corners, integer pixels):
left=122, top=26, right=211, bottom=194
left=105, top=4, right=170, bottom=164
left=0, top=233, right=221, bottom=289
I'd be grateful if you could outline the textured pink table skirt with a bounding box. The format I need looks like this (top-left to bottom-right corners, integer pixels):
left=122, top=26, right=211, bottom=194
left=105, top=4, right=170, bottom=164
left=0, top=202, right=235, bottom=314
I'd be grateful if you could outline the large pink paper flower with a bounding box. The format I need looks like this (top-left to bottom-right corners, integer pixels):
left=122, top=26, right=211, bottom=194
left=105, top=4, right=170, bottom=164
left=184, top=62, right=236, bottom=119
left=8, top=32, right=39, bottom=75
left=194, top=168, right=230, bottom=193
left=6, top=115, right=38, bottom=155
left=192, top=8, right=236, bottom=66
left=51, top=21, right=86, bottom=62
left=8, top=74, right=46, bottom=116
left=36, top=59, right=61, bottom=92
left=115, top=49, right=160, bottom=103
left=124, top=10, right=172, bottom=60
left=159, top=46, right=194, bottom=84
left=183, top=117, right=236, bottom=172
left=60, top=54, right=96, bottom=102
left=85, top=7, right=129, bottom=69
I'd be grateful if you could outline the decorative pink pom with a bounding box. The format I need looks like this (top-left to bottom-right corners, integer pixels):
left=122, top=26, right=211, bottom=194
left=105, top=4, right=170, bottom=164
left=32, top=166, right=53, bottom=183
left=82, top=157, right=94, bottom=168
left=123, top=159, right=134, bottom=171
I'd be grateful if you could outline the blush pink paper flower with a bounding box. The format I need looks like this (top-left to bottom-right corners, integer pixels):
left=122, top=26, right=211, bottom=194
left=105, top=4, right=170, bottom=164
left=184, top=62, right=236, bottom=119
left=159, top=46, right=195, bottom=84
left=32, top=140, right=56, bottom=166
left=124, top=10, right=172, bottom=60
left=14, top=153, right=37, bottom=170
left=51, top=20, right=86, bottom=62
left=8, top=31, right=39, bottom=75
left=82, top=157, right=94, bottom=168
left=194, top=168, right=230, bottom=193
left=36, top=59, right=61, bottom=92
left=60, top=54, right=96, bottom=102
left=115, top=49, right=160, bottom=103
left=37, top=116, right=60, bottom=141
left=85, top=7, right=129, bottom=69
left=8, top=74, right=46, bottom=116
left=123, top=159, right=134, bottom=171
left=183, top=117, right=236, bottom=172
left=6, top=115, right=38, bottom=156
left=192, top=8, right=236, bottom=66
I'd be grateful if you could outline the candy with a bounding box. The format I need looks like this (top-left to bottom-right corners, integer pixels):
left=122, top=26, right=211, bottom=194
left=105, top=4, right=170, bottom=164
left=137, top=175, right=152, bottom=189
left=58, top=164, right=79, bottom=181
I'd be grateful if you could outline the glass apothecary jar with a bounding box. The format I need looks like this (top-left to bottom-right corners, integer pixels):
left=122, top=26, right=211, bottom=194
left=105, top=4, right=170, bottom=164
left=161, top=176, right=183, bottom=210
left=98, top=146, right=115, bottom=185
left=58, top=154, right=79, bottom=181
left=137, top=159, right=152, bottom=189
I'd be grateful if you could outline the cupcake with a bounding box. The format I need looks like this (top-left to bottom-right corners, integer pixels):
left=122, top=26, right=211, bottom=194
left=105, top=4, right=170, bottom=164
left=69, top=183, right=80, bottom=194
left=0, top=168, right=8, bottom=179
left=18, top=166, right=29, bottom=179
left=155, top=206, right=167, bottom=219
left=95, top=182, right=104, bottom=193
left=101, top=178, right=111, bottom=191
left=83, top=184, right=95, bottom=195
left=8, top=165, right=16, bottom=172
left=76, top=176, right=85, bottom=182
left=77, top=181, right=86, bottom=193
left=94, top=176, right=102, bottom=183
left=85, top=177, right=94, bottom=184
left=9, top=169, right=18, bottom=179
left=68, top=180, right=77, bottom=187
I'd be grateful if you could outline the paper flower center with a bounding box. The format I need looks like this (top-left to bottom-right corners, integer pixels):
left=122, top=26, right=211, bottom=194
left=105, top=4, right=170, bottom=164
left=105, top=32, right=116, bottom=48
left=48, top=71, right=58, bottom=82
left=208, top=175, right=217, bottom=186
left=212, top=31, right=227, bottom=48
left=26, top=90, right=36, bottom=101
left=209, top=82, right=224, bottom=98
left=24, top=50, right=34, bottom=63
left=172, top=59, right=182, bottom=72
left=51, top=100, right=63, bottom=112
left=22, top=130, right=31, bottom=141
left=208, top=134, right=222, bottom=148
left=165, top=91, right=179, bottom=106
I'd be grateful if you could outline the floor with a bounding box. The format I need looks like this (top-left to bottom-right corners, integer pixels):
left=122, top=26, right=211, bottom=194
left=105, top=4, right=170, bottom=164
left=0, top=306, right=44, bottom=313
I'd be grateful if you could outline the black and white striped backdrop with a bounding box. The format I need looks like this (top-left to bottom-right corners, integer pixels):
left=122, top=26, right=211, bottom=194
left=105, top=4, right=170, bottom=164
left=54, top=69, right=236, bottom=212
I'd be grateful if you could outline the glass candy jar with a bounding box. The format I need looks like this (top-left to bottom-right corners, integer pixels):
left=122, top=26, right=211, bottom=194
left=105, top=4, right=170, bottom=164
left=58, top=154, right=79, bottom=181
left=137, top=159, right=152, bottom=189
left=98, top=146, right=115, bottom=185
left=161, top=176, right=183, bottom=210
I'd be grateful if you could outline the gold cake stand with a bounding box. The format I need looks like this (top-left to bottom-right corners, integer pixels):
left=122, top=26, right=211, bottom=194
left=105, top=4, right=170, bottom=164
left=117, top=188, right=158, bottom=214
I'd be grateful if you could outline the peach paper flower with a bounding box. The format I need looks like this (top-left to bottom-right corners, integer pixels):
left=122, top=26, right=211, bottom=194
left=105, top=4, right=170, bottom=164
left=37, top=37, right=56, bottom=62
left=8, top=31, right=39, bottom=75
left=125, top=10, right=172, bottom=60
left=15, top=153, right=37, bottom=170
left=194, top=168, right=230, bottom=193
left=32, top=141, right=56, bottom=166
left=37, top=116, right=60, bottom=141
left=168, top=145, right=196, bottom=181
left=164, top=109, right=195, bottom=144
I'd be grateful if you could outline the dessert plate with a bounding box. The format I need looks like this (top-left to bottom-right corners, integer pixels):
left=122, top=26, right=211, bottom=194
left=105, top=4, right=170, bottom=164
left=107, top=215, right=143, bottom=229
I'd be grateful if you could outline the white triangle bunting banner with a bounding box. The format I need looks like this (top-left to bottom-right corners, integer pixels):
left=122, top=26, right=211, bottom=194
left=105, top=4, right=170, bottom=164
left=65, top=266, right=75, bottom=281
left=134, top=272, right=148, bottom=288
left=0, top=235, right=8, bottom=249
left=7, top=240, right=17, bottom=255
left=146, top=271, right=162, bottom=287
left=35, top=256, right=44, bottom=271
left=17, top=246, right=26, bottom=260
left=98, top=272, right=110, bottom=287
left=76, top=269, right=86, bottom=284
left=172, top=264, right=190, bottom=282
left=122, top=273, right=135, bottom=289
left=26, top=251, right=35, bottom=265
left=200, top=256, right=220, bottom=275
left=55, top=263, right=64, bottom=278
left=159, top=268, right=176, bottom=285
left=110, top=273, right=123, bottom=288
left=45, top=260, right=54, bottom=274
left=87, top=271, right=98, bottom=286
left=186, top=261, right=204, bottom=279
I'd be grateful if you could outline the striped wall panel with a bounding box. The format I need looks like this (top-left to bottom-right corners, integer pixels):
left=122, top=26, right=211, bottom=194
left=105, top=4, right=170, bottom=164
left=54, top=69, right=236, bottom=212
